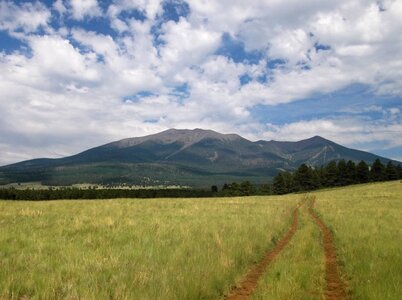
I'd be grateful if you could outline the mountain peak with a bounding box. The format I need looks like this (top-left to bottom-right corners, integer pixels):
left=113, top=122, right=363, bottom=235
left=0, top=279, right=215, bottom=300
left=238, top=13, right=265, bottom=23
left=111, top=128, right=244, bottom=149
left=1, top=128, right=397, bottom=186
left=300, top=135, right=333, bottom=144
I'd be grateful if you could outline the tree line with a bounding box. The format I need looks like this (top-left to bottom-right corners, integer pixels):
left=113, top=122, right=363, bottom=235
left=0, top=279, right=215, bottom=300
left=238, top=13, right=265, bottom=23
left=0, top=188, right=214, bottom=201
left=271, top=159, right=402, bottom=195
left=217, top=159, right=401, bottom=196
left=0, top=159, right=400, bottom=200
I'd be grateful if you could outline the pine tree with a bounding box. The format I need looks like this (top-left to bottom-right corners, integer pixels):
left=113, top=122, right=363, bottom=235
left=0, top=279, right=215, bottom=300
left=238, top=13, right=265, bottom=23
left=293, top=164, right=319, bottom=191
left=385, top=161, right=398, bottom=180
left=273, top=173, right=286, bottom=195
left=337, top=159, right=348, bottom=186
left=396, top=164, right=402, bottom=179
left=259, top=184, right=272, bottom=195
left=371, top=159, right=385, bottom=181
left=240, top=181, right=255, bottom=195
left=282, top=171, right=296, bottom=193
left=317, top=166, right=326, bottom=187
left=356, top=160, right=370, bottom=183
left=345, top=160, right=357, bottom=184
left=324, top=161, right=338, bottom=187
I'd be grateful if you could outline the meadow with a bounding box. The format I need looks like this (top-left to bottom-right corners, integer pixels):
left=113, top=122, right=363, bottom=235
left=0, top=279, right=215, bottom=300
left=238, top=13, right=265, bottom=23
left=0, top=181, right=401, bottom=299
left=0, top=196, right=296, bottom=299
left=313, top=181, right=402, bottom=299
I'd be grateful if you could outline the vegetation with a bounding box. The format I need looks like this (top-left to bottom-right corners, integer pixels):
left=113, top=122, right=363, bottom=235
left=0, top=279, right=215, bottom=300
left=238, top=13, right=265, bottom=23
left=252, top=201, right=325, bottom=299
left=0, top=187, right=214, bottom=201
left=0, top=182, right=401, bottom=299
left=271, top=159, right=402, bottom=195
left=0, top=159, right=400, bottom=200
left=0, top=196, right=296, bottom=299
left=313, top=181, right=402, bottom=299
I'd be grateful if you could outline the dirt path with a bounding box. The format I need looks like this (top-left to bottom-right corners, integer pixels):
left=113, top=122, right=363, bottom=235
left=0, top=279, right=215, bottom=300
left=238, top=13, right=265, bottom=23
left=308, top=199, right=349, bottom=300
left=225, top=207, right=299, bottom=300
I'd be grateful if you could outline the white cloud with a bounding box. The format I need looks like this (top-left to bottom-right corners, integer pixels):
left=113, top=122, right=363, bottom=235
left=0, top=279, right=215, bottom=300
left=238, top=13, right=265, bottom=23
left=261, top=117, right=402, bottom=150
left=0, top=1, right=50, bottom=33
left=0, top=0, right=402, bottom=165
left=389, top=107, right=400, bottom=115
left=158, top=18, right=221, bottom=76
left=28, top=35, right=100, bottom=81
left=268, top=29, right=312, bottom=64
left=53, top=0, right=67, bottom=15
left=107, top=0, right=163, bottom=29
left=69, top=0, right=101, bottom=20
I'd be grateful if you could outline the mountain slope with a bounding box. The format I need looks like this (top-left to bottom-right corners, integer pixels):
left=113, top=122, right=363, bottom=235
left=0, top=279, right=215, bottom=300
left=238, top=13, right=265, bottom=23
left=0, top=129, right=397, bottom=187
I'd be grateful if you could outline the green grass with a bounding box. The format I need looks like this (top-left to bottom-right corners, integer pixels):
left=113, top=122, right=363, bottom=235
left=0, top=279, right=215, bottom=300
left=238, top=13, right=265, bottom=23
left=252, top=200, right=325, bottom=300
left=0, top=181, right=401, bottom=299
left=0, top=196, right=296, bottom=299
left=312, top=181, right=402, bottom=299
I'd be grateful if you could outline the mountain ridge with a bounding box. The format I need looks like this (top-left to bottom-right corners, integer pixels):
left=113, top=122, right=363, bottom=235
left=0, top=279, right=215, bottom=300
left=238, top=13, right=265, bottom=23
left=0, top=129, right=398, bottom=187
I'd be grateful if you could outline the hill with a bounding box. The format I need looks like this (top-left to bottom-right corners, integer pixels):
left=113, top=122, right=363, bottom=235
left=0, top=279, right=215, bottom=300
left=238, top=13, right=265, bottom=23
left=0, top=128, right=397, bottom=186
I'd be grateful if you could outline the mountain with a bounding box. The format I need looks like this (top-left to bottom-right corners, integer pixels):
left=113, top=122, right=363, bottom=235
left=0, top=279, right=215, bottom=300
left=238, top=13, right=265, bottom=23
left=0, top=129, right=398, bottom=187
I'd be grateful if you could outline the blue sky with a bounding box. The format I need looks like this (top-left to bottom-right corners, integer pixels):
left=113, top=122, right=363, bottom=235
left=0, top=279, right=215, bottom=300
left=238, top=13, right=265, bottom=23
left=0, top=0, right=401, bottom=165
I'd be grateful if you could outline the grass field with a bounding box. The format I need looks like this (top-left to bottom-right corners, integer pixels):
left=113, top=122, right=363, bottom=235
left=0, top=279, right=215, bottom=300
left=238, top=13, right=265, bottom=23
left=251, top=200, right=325, bottom=300
left=0, top=181, right=401, bottom=299
left=313, top=181, right=402, bottom=299
left=0, top=196, right=296, bottom=299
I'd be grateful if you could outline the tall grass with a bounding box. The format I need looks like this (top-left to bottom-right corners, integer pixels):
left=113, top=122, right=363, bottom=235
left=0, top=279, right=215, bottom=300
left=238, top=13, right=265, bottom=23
left=0, top=196, right=296, bottom=299
left=1, top=181, right=400, bottom=299
left=313, top=181, right=402, bottom=299
left=252, top=200, right=325, bottom=300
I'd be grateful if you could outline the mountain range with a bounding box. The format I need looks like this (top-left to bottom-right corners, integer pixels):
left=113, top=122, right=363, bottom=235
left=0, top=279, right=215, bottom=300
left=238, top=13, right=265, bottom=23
left=0, top=128, right=398, bottom=187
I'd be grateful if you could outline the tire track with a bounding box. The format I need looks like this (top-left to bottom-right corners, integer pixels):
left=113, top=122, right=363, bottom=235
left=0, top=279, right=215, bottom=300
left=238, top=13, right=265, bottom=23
left=225, top=207, right=299, bottom=300
left=308, top=198, right=349, bottom=300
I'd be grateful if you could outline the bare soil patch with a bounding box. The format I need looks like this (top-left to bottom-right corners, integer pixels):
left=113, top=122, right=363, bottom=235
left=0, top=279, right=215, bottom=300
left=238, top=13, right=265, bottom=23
left=308, top=199, right=349, bottom=300
left=225, top=207, right=299, bottom=300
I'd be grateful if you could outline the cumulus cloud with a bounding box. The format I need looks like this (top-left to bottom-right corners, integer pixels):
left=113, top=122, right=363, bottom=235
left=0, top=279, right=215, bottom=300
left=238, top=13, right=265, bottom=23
left=69, top=0, right=102, bottom=20
left=0, top=1, right=50, bottom=34
left=262, top=117, right=402, bottom=150
left=158, top=18, right=221, bottom=75
left=53, top=0, right=67, bottom=15
left=0, top=0, right=401, bottom=165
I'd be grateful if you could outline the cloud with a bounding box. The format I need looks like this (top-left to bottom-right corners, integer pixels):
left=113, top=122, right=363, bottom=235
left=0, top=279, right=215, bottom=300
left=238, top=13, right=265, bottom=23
left=53, top=0, right=67, bottom=15
left=158, top=18, right=221, bottom=76
left=0, top=0, right=401, bottom=165
left=69, top=0, right=102, bottom=20
left=0, top=1, right=50, bottom=34
left=261, top=116, right=402, bottom=150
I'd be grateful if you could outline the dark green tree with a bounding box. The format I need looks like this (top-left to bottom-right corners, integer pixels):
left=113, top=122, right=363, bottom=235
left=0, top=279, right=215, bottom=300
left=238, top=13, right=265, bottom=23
left=294, top=164, right=318, bottom=191
left=371, top=159, right=385, bottom=181
left=240, top=181, right=255, bottom=195
left=273, top=173, right=286, bottom=195
left=259, top=184, right=272, bottom=195
left=316, top=166, right=326, bottom=187
left=283, top=172, right=296, bottom=193
left=345, top=160, right=357, bottom=185
left=337, top=159, right=348, bottom=186
left=356, top=160, right=370, bottom=183
left=385, top=161, right=398, bottom=180
left=396, top=164, right=402, bottom=179
left=324, top=161, right=338, bottom=187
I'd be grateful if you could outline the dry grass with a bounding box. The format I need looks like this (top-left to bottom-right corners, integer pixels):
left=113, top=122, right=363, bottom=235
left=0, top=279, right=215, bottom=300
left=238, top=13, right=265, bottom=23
left=0, top=196, right=296, bottom=299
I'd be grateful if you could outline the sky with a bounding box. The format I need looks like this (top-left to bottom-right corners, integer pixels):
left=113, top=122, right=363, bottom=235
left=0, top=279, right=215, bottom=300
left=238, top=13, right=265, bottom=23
left=0, top=0, right=401, bottom=166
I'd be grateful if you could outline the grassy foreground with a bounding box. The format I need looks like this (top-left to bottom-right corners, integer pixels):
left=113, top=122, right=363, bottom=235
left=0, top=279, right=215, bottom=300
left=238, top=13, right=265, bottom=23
left=0, top=181, right=401, bottom=299
left=251, top=182, right=402, bottom=299
left=0, top=196, right=296, bottom=299
left=252, top=201, right=325, bottom=300
left=313, top=181, right=402, bottom=299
